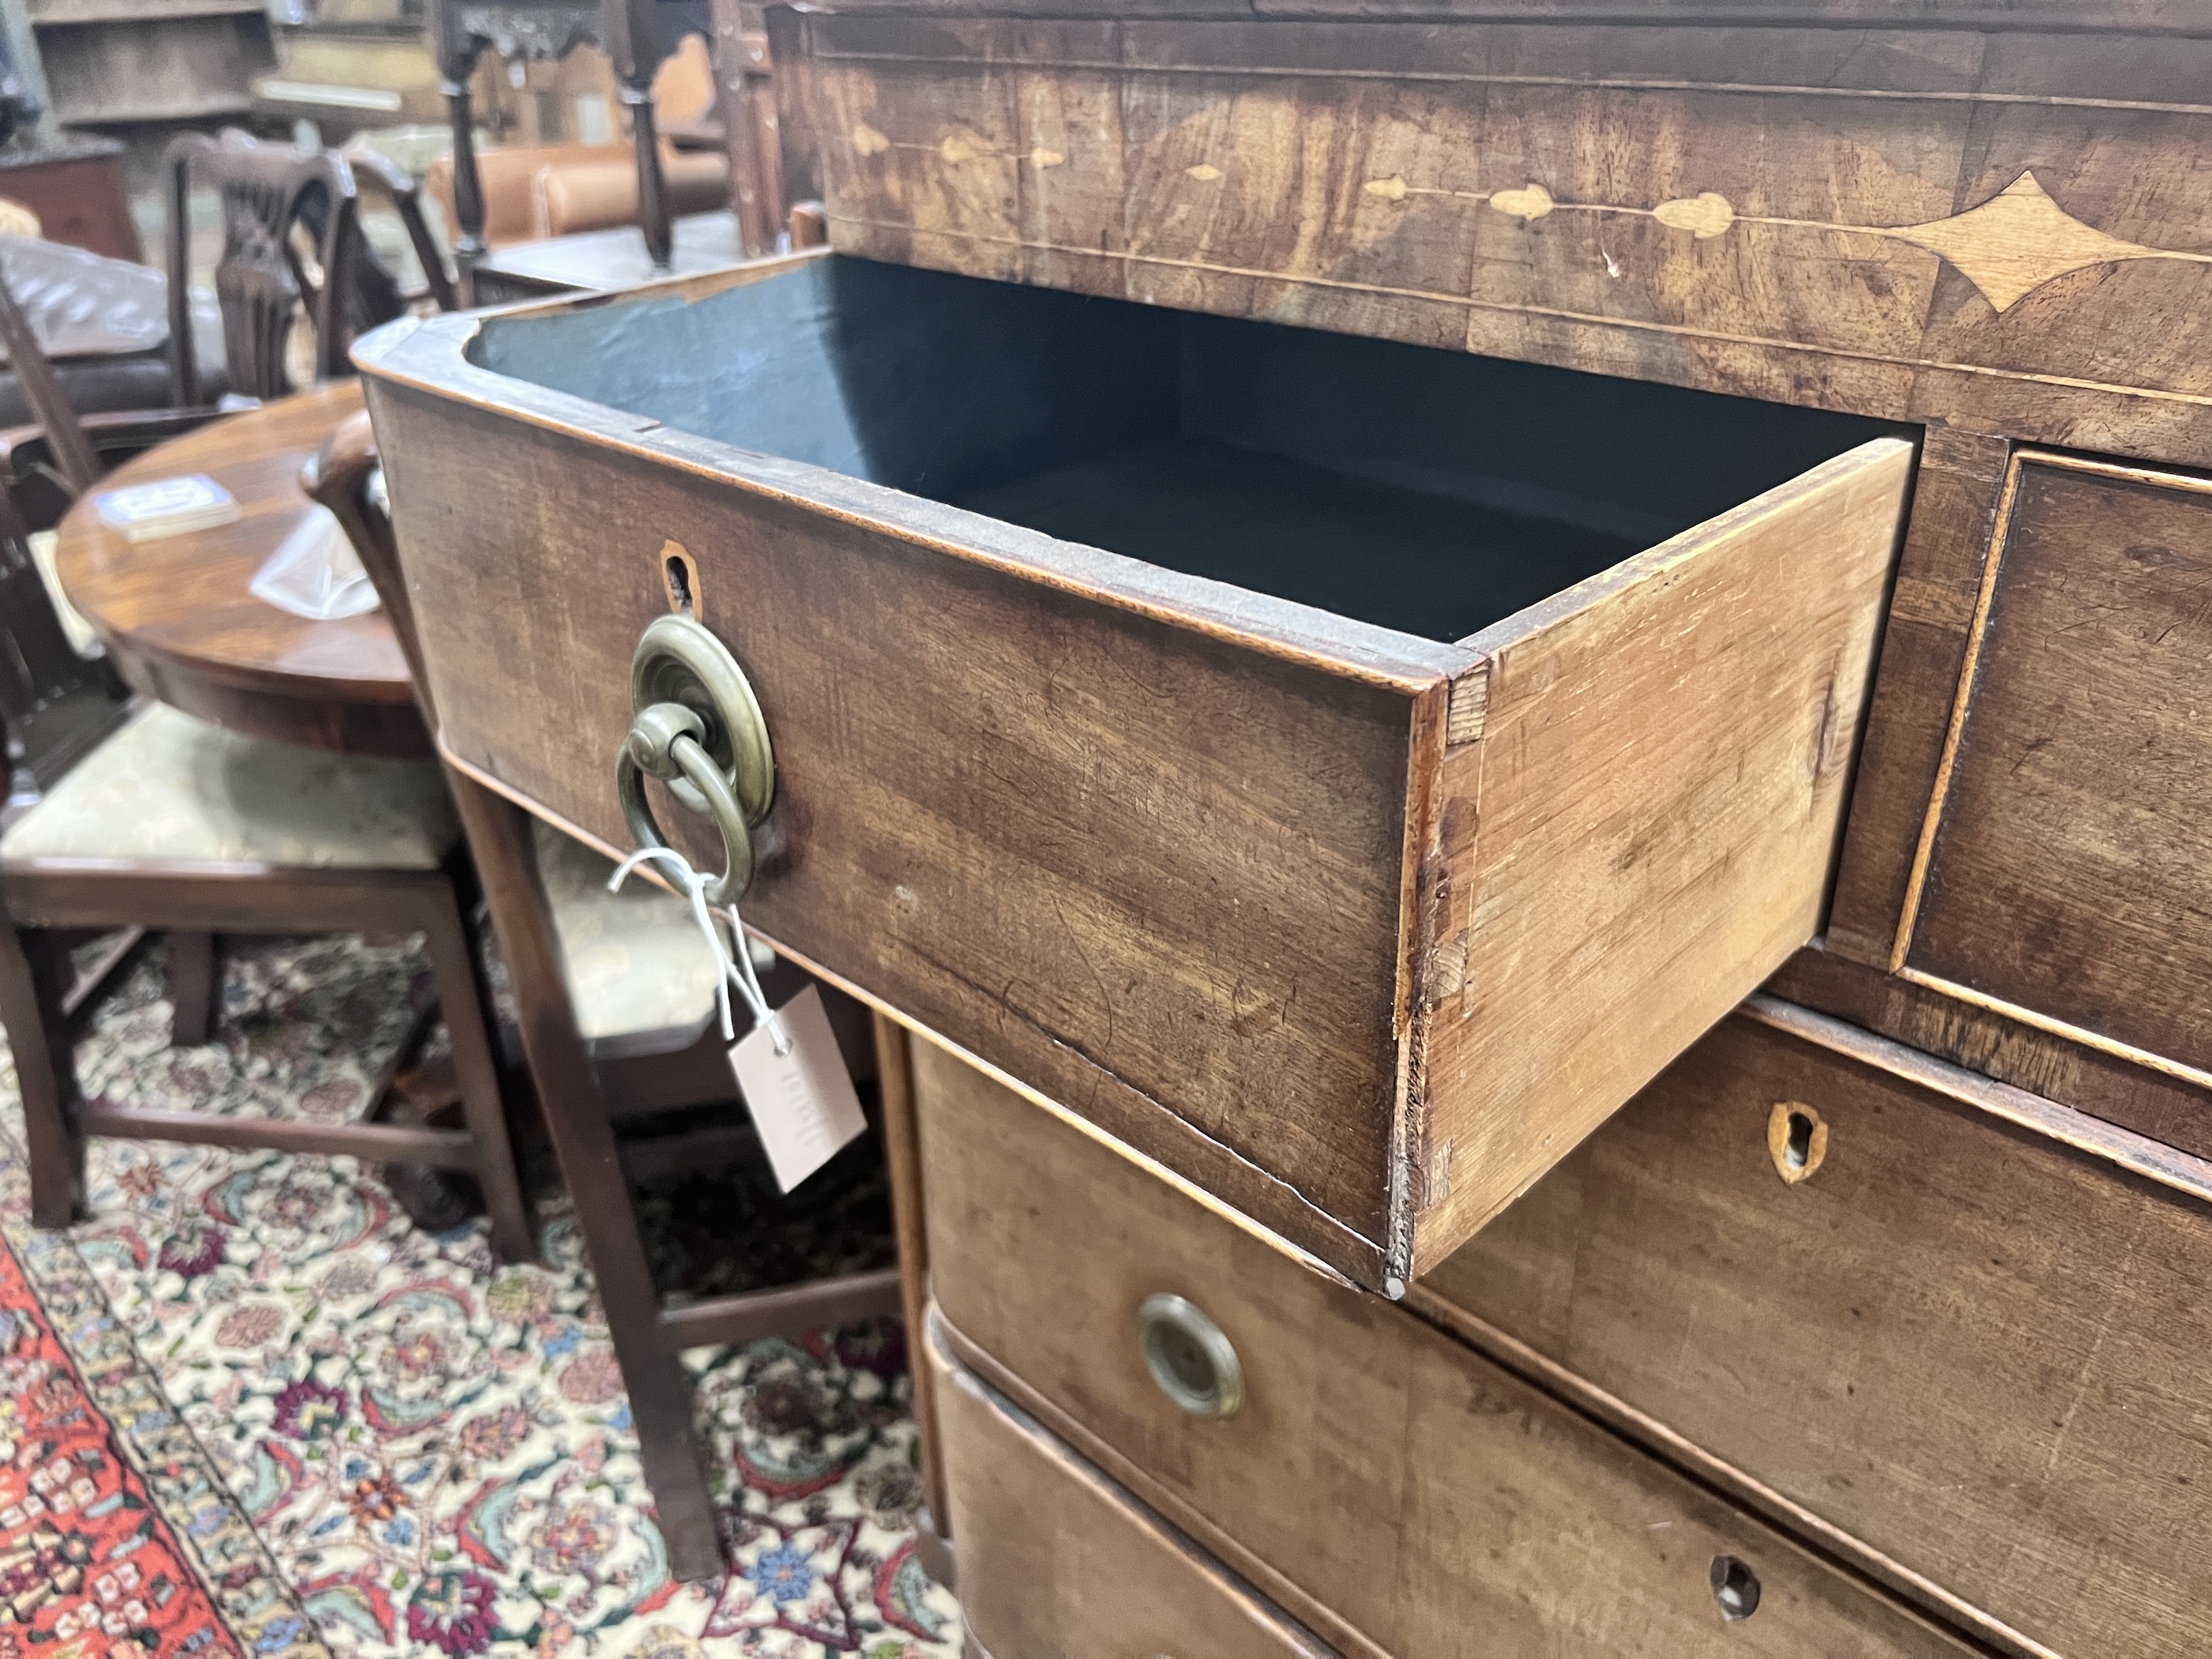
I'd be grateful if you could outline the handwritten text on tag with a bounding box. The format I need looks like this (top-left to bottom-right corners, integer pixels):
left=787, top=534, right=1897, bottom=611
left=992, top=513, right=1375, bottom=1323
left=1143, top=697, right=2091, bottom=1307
left=728, top=984, right=867, bottom=1192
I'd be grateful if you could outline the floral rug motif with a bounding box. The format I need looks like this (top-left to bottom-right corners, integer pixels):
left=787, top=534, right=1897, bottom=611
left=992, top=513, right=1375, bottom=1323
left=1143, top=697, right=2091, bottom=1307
left=0, top=1193, right=317, bottom=1658
left=0, top=935, right=961, bottom=1657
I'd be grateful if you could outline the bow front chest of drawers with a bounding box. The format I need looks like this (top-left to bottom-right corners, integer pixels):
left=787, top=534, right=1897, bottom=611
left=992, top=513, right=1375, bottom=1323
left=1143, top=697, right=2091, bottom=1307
left=360, top=4, right=2212, bottom=1652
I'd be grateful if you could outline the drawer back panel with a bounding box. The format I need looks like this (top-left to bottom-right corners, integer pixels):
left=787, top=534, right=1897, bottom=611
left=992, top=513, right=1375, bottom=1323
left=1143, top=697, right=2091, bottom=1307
left=1431, top=1013, right=2212, bottom=1659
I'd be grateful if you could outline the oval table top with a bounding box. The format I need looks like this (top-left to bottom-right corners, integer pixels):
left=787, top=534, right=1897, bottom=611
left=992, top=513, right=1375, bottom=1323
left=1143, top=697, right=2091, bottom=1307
left=52, top=379, right=430, bottom=758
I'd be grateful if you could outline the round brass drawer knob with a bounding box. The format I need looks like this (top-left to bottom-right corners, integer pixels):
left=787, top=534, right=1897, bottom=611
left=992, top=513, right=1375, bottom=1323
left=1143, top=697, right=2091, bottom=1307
left=1136, top=1292, right=1244, bottom=1420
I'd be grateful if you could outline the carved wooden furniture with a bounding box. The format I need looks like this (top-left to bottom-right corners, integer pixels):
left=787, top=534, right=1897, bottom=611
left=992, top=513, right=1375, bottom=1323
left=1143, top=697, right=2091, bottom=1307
left=431, top=0, right=691, bottom=288
left=421, top=40, right=732, bottom=256
left=357, top=3, right=2212, bottom=1651
left=310, top=408, right=904, bottom=1584
left=163, top=130, right=445, bottom=408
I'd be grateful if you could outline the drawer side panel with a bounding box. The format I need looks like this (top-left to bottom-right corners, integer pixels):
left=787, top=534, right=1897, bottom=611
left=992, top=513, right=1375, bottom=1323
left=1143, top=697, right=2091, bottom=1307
left=1409, top=438, right=1913, bottom=1273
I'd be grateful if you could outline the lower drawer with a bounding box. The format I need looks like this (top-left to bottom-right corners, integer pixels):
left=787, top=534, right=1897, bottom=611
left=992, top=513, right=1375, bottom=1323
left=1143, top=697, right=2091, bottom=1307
left=927, top=1318, right=1333, bottom=1659
left=1428, top=1007, right=2212, bottom=1659
left=913, top=1039, right=1976, bottom=1658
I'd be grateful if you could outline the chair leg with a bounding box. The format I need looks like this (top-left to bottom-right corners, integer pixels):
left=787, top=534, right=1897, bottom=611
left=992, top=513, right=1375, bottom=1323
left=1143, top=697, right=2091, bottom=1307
left=167, top=931, right=218, bottom=1046
left=0, top=922, right=86, bottom=1228
left=447, top=767, right=724, bottom=1582
left=416, top=878, right=536, bottom=1265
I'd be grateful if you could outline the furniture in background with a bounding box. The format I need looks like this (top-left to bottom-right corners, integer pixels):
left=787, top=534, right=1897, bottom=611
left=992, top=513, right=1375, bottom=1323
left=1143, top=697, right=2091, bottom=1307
left=430, top=0, right=775, bottom=297
left=0, top=266, right=532, bottom=1261
left=0, top=235, right=227, bottom=434
left=26, top=0, right=273, bottom=127
left=310, top=408, right=905, bottom=1583
left=0, top=136, right=138, bottom=262
left=164, top=128, right=453, bottom=410
left=41, top=381, right=425, bottom=756
left=420, top=42, right=727, bottom=254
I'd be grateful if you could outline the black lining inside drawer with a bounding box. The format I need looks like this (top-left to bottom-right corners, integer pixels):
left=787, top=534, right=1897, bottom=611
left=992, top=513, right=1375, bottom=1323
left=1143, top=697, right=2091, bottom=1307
left=472, top=255, right=1903, bottom=643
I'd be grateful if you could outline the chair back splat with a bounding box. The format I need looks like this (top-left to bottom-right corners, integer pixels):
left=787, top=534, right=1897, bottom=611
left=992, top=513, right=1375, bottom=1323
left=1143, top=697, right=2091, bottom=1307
left=165, top=130, right=456, bottom=407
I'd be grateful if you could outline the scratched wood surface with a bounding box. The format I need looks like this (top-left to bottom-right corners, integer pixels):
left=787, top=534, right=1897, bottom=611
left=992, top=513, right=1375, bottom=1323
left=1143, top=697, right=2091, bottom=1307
left=1822, top=427, right=2014, bottom=965
left=1430, top=1009, right=2212, bottom=1659
left=927, top=1330, right=1335, bottom=1659
left=914, top=1037, right=1980, bottom=1658
left=1898, top=453, right=2212, bottom=1088
left=363, top=266, right=1909, bottom=1288
left=792, top=15, right=2212, bottom=465
left=1407, top=438, right=1911, bottom=1274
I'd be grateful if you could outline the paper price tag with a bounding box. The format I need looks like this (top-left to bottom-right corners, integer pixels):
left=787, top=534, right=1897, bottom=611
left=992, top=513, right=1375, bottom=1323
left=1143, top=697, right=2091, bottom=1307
left=728, top=984, right=867, bottom=1192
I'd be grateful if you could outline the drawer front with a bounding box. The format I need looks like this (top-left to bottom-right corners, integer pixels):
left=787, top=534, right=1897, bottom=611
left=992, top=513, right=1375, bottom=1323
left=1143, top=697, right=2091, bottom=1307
left=1429, top=1010, right=2212, bottom=1659
left=927, top=1322, right=1334, bottom=1659
left=793, top=15, right=2212, bottom=463
left=363, top=288, right=1908, bottom=1290
left=914, top=1039, right=1977, bottom=1658
left=1895, top=451, right=2212, bottom=1089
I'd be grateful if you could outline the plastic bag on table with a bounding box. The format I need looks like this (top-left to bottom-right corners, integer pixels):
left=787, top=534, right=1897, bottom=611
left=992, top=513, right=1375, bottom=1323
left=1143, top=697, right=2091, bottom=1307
left=249, top=503, right=381, bottom=620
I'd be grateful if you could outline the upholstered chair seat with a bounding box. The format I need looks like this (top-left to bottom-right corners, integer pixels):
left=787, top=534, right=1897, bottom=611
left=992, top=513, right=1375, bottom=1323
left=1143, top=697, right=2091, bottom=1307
left=531, top=821, right=722, bottom=1060
left=0, top=702, right=458, bottom=868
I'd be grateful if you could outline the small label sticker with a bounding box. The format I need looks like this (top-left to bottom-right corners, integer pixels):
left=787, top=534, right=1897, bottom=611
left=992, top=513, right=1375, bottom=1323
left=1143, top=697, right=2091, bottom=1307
left=728, top=984, right=867, bottom=1192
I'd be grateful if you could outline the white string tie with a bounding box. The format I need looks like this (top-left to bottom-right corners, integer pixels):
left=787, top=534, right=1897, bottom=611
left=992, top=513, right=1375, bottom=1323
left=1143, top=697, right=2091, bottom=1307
left=606, top=845, right=790, bottom=1054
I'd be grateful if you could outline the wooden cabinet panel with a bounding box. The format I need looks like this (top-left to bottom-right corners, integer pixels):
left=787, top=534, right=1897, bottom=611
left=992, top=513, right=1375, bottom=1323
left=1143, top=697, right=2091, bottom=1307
left=914, top=1037, right=1979, bottom=1659
left=927, top=1326, right=1334, bottom=1659
left=789, top=13, right=2212, bottom=462
left=1897, top=452, right=2212, bottom=1088
left=362, top=251, right=1909, bottom=1289
left=1430, top=1010, right=2212, bottom=1659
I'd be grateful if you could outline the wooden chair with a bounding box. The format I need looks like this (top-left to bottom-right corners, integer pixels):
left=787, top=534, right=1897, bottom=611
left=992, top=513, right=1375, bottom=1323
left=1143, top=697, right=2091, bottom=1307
left=310, top=410, right=905, bottom=1582
left=0, top=265, right=533, bottom=1262
left=164, top=129, right=455, bottom=408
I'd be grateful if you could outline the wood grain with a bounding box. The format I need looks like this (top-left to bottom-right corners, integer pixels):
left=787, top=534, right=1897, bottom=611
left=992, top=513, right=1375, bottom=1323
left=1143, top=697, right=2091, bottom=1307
left=927, top=1322, right=1334, bottom=1659
left=1408, top=438, right=1912, bottom=1275
left=798, top=14, right=2212, bottom=465
left=48, top=381, right=427, bottom=757
left=912, top=1036, right=1980, bottom=1659
left=1823, top=426, right=2013, bottom=964
left=1428, top=1006, right=2212, bottom=1659
left=365, top=360, right=1424, bottom=1285
left=1767, top=942, right=2212, bottom=1163
left=1901, top=452, right=2212, bottom=1085
left=363, top=262, right=1910, bottom=1288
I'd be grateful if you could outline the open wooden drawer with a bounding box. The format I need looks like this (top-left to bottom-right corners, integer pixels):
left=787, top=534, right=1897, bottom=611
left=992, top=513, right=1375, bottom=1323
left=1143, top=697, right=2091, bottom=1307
left=358, top=250, right=1913, bottom=1291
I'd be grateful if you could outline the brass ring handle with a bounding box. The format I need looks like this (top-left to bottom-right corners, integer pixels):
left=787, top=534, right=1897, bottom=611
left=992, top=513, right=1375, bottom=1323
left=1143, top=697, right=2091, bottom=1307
left=1136, top=1293, right=1245, bottom=1420
left=615, top=615, right=775, bottom=905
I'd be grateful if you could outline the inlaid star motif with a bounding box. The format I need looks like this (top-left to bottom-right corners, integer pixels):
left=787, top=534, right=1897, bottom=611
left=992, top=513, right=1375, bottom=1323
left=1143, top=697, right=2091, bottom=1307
left=1892, top=171, right=2184, bottom=312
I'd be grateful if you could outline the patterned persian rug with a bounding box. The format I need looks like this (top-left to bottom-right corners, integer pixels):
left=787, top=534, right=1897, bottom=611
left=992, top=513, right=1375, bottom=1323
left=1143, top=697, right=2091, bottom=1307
left=0, top=935, right=961, bottom=1658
